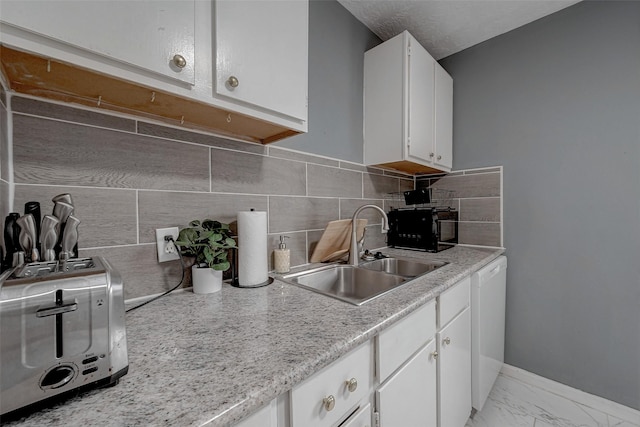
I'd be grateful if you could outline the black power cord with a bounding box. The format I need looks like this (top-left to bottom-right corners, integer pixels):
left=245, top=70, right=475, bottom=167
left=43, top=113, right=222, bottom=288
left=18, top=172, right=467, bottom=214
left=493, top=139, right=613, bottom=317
left=125, top=237, right=186, bottom=313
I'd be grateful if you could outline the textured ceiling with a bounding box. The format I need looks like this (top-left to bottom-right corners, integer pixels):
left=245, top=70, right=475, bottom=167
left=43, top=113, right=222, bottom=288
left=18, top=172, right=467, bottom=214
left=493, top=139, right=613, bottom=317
left=337, top=0, right=581, bottom=60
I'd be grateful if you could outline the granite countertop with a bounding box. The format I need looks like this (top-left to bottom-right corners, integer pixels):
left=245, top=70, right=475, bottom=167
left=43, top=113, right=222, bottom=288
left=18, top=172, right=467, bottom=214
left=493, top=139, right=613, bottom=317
left=5, top=245, right=504, bottom=427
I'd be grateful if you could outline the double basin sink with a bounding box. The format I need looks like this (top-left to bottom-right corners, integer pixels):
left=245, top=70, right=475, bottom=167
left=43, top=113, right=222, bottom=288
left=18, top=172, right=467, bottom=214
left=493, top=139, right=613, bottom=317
left=279, top=256, right=447, bottom=305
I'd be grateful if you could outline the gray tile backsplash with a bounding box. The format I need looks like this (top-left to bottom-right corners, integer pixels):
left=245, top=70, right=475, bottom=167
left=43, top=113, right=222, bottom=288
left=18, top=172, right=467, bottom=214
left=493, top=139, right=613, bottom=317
left=13, top=114, right=210, bottom=191
left=138, top=122, right=267, bottom=155
left=269, top=196, right=339, bottom=233
left=5, top=94, right=502, bottom=300
left=137, top=191, right=268, bottom=244
left=1, top=100, right=9, bottom=184
left=307, top=164, right=362, bottom=198
left=210, top=149, right=306, bottom=196
left=11, top=96, right=136, bottom=132
left=14, top=185, right=138, bottom=247
left=416, top=167, right=503, bottom=247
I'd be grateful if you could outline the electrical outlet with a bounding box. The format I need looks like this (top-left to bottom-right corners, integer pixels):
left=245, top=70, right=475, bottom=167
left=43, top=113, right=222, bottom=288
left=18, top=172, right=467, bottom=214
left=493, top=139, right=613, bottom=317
left=156, top=227, right=180, bottom=263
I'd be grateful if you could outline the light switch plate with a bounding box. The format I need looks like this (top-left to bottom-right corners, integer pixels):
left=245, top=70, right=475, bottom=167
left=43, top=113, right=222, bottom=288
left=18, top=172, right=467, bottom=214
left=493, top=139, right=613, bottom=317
left=156, top=227, right=180, bottom=262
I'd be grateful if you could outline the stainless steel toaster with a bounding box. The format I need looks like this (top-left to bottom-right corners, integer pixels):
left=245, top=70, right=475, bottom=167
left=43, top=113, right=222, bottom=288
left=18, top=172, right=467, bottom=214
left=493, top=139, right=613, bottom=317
left=0, top=256, right=128, bottom=418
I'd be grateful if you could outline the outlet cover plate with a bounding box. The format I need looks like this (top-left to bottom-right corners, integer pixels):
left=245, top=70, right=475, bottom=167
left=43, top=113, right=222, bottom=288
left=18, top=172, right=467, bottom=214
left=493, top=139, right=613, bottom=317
left=156, top=227, right=180, bottom=262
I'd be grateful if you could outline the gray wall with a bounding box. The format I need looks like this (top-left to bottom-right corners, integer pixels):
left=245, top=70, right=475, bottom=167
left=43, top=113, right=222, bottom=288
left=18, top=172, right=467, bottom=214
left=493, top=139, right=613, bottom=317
left=275, top=0, right=381, bottom=163
left=440, top=1, right=640, bottom=409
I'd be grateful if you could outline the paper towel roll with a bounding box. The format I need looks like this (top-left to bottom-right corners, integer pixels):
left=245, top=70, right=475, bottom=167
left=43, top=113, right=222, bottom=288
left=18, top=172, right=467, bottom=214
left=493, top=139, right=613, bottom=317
left=237, top=210, right=269, bottom=287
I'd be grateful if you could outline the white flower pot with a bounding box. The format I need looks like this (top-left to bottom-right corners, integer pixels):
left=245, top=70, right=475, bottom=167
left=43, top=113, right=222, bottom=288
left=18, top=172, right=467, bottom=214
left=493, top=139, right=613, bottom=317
left=191, top=265, right=223, bottom=294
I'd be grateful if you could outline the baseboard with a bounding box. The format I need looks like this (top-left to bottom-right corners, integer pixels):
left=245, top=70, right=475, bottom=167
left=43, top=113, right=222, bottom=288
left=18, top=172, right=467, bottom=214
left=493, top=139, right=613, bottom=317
left=500, top=364, right=640, bottom=425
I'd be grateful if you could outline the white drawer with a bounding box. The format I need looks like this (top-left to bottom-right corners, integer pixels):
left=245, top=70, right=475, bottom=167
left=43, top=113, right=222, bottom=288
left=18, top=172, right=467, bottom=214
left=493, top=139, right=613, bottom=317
left=438, top=276, right=470, bottom=328
left=376, top=300, right=436, bottom=383
left=291, top=340, right=372, bottom=427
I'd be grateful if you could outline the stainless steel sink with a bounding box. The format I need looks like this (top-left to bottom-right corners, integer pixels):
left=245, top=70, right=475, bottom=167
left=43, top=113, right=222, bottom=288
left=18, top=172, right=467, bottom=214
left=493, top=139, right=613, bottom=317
left=279, top=257, right=447, bottom=305
left=359, top=257, right=447, bottom=277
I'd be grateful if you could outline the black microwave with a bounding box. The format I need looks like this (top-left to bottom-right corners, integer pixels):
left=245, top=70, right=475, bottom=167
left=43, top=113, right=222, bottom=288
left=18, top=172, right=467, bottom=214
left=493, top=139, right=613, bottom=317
left=387, top=207, right=458, bottom=252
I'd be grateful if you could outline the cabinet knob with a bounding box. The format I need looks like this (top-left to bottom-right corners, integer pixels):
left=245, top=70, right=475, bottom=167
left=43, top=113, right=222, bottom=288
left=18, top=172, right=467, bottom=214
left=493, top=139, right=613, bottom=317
left=227, top=75, right=239, bottom=88
left=437, top=155, right=442, bottom=160
left=172, top=54, right=187, bottom=69
left=323, top=395, right=336, bottom=411
left=429, top=152, right=435, bottom=158
left=443, top=337, right=451, bottom=345
left=431, top=351, right=439, bottom=360
left=345, top=377, right=358, bottom=392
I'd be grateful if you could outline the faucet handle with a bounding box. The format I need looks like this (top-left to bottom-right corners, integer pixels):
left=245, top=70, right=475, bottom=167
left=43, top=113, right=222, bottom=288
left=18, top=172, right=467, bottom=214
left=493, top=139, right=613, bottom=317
left=361, top=250, right=375, bottom=261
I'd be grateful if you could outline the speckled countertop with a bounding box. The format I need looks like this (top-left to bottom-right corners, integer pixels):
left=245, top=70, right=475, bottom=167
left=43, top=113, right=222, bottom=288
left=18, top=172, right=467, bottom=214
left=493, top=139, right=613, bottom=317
left=5, top=245, right=504, bottom=427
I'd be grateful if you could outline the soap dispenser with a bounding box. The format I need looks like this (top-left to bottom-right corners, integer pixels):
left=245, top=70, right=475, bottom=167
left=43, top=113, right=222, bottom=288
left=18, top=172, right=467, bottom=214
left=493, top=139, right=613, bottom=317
left=274, top=235, right=290, bottom=273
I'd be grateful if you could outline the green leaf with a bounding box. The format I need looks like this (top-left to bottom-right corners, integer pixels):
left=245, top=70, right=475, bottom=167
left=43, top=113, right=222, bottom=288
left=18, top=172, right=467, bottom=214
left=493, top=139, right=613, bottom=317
left=212, top=261, right=230, bottom=271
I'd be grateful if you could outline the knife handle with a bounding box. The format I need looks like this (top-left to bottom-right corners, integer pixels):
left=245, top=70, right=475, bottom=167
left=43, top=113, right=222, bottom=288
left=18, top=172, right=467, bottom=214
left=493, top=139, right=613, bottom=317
left=40, top=215, right=60, bottom=262
left=61, top=215, right=80, bottom=259
left=16, top=214, right=39, bottom=262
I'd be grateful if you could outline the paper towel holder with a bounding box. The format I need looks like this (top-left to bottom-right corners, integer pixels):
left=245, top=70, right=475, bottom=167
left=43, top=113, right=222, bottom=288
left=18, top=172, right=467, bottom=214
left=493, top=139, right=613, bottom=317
left=229, top=247, right=274, bottom=288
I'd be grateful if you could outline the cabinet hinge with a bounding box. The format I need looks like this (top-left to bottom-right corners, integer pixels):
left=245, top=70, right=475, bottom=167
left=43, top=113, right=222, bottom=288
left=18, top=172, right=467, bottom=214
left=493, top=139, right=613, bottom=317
left=374, top=411, right=381, bottom=427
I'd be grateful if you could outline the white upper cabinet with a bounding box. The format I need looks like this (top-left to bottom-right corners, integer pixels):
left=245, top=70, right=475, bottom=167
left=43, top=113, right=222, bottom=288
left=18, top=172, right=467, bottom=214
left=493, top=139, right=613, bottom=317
left=0, top=0, right=308, bottom=140
left=364, top=30, right=453, bottom=174
left=215, top=0, right=308, bottom=121
left=0, top=0, right=196, bottom=85
left=434, top=62, right=453, bottom=170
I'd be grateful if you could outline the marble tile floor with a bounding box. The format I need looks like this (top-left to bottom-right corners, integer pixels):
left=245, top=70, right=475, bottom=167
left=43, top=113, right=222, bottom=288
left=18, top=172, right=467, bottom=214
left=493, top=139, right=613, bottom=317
left=466, top=373, right=640, bottom=427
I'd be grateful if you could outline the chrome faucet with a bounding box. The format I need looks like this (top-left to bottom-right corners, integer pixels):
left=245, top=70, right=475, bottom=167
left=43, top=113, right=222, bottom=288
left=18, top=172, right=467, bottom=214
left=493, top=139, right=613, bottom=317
left=349, top=205, right=389, bottom=266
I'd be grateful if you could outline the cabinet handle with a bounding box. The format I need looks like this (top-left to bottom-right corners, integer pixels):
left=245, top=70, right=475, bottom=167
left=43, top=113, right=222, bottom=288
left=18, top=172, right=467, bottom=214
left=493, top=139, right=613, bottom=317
left=345, top=377, right=358, bottom=392
left=227, top=76, right=240, bottom=88
left=323, top=395, right=336, bottom=411
left=429, top=152, right=435, bottom=158
left=431, top=351, right=439, bottom=360
left=172, top=54, right=187, bottom=69
left=443, top=337, right=451, bottom=345
left=437, top=155, right=442, bottom=160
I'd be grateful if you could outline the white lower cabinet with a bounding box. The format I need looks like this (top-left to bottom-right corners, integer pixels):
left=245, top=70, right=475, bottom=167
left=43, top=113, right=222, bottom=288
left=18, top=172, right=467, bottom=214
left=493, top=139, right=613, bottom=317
left=284, top=277, right=473, bottom=427
left=375, top=301, right=437, bottom=426
left=437, top=278, right=472, bottom=427
left=376, top=340, right=437, bottom=427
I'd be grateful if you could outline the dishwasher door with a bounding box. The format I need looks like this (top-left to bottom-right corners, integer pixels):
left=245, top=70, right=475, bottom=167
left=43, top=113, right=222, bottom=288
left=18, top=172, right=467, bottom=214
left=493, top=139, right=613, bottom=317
left=471, top=256, right=507, bottom=411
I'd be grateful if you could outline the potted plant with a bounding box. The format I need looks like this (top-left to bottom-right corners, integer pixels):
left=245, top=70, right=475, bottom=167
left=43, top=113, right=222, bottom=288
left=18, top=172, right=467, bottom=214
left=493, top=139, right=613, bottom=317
left=175, top=219, right=237, bottom=294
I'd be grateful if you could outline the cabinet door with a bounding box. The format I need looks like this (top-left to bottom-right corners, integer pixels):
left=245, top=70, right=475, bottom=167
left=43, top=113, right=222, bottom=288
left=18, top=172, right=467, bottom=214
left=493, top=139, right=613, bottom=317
left=0, top=1, right=195, bottom=85
left=434, top=63, right=453, bottom=170
left=438, top=308, right=471, bottom=427
left=215, top=0, right=308, bottom=121
left=376, top=340, right=437, bottom=427
left=407, top=35, right=436, bottom=164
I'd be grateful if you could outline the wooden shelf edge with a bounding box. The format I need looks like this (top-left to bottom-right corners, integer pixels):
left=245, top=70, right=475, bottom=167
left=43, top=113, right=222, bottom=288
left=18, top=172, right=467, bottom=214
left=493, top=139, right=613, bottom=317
left=0, top=44, right=302, bottom=144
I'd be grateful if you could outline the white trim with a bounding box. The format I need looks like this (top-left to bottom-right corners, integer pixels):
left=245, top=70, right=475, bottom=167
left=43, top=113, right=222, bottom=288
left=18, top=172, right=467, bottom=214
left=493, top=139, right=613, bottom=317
left=501, top=364, right=640, bottom=424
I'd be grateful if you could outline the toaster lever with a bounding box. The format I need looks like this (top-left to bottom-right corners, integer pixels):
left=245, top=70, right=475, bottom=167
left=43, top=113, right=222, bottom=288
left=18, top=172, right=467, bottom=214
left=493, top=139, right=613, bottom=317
left=36, top=302, right=78, bottom=317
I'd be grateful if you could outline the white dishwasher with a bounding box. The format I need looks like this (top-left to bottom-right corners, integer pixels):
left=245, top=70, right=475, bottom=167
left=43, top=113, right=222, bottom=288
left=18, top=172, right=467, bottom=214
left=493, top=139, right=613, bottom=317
left=471, top=255, right=507, bottom=411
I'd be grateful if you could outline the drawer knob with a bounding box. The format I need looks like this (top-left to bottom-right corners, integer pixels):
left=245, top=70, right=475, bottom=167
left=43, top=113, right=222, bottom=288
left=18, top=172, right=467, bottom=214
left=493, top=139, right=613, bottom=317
left=323, top=395, right=336, bottom=411
left=437, top=155, right=442, bottom=160
left=443, top=337, right=451, bottom=345
left=429, top=152, right=435, bottom=158
left=227, top=75, right=240, bottom=88
left=431, top=351, right=439, bottom=360
left=346, top=377, right=358, bottom=392
left=172, top=54, right=187, bottom=69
